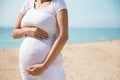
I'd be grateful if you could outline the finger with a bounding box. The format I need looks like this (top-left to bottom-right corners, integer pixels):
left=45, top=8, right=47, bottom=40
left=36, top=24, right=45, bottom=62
left=36, top=28, right=42, bottom=32
left=34, top=33, right=40, bottom=38
left=39, top=30, right=48, bottom=35
left=34, top=33, right=47, bottom=39
left=37, top=33, right=48, bottom=38
left=25, top=68, right=29, bottom=72
left=37, top=31, right=48, bottom=38
left=27, top=66, right=34, bottom=69
left=37, top=28, right=48, bottom=35
left=25, top=65, right=35, bottom=71
left=37, top=35, right=48, bottom=39
left=26, top=70, right=34, bottom=75
left=25, top=68, right=32, bottom=74
left=25, top=67, right=32, bottom=72
left=41, top=35, right=48, bottom=39
left=37, top=27, right=43, bottom=31
left=25, top=68, right=35, bottom=74
left=39, top=32, right=48, bottom=37
left=36, top=28, right=48, bottom=35
left=34, top=32, right=49, bottom=39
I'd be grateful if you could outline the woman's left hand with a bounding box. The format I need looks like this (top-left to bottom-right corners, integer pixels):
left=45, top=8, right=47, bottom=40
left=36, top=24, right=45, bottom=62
left=25, top=64, right=46, bottom=76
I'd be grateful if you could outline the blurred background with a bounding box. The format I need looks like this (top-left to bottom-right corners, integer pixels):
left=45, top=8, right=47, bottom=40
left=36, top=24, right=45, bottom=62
left=0, top=0, right=120, bottom=80
left=0, top=0, right=120, bottom=48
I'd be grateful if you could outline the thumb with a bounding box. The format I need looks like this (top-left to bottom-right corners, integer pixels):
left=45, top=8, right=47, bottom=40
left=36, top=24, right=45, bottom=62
left=25, top=66, right=33, bottom=71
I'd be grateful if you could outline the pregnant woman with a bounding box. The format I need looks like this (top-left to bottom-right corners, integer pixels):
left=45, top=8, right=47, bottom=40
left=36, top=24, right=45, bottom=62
left=12, top=0, right=68, bottom=80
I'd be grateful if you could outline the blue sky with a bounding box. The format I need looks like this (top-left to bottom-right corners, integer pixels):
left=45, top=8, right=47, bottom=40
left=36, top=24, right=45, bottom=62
left=0, top=0, right=120, bottom=28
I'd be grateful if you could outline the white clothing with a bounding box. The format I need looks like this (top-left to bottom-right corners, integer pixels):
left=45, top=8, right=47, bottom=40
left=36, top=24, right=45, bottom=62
left=19, top=0, right=67, bottom=80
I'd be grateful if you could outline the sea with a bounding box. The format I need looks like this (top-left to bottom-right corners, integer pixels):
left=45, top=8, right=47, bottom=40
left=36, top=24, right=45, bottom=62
left=0, top=27, right=120, bottom=49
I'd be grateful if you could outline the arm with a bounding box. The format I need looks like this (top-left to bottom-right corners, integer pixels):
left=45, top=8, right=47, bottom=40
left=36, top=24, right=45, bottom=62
left=25, top=9, right=68, bottom=76
left=43, top=9, right=68, bottom=69
left=12, top=13, right=26, bottom=38
left=12, top=13, right=48, bottom=39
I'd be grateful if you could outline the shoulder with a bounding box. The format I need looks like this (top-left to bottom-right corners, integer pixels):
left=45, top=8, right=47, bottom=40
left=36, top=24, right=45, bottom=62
left=20, top=0, right=34, bottom=14
left=52, top=0, right=66, bottom=5
left=21, top=0, right=34, bottom=9
left=52, top=0, right=67, bottom=13
left=24, top=0, right=34, bottom=7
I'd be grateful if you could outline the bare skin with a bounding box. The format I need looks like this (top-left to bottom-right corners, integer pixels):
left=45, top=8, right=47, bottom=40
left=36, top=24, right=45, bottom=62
left=26, top=9, right=68, bottom=76
left=25, top=0, right=68, bottom=76
left=13, top=0, right=68, bottom=76
left=12, top=13, right=48, bottom=40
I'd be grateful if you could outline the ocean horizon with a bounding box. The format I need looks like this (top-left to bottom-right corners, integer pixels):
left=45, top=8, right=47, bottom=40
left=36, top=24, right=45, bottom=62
left=0, top=27, right=120, bottom=49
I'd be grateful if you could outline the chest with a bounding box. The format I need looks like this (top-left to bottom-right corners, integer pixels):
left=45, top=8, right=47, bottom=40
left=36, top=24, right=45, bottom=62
left=21, top=7, right=57, bottom=34
left=22, top=7, right=56, bottom=26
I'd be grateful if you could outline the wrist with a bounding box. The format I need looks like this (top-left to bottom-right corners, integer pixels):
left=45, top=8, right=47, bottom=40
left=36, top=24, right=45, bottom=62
left=22, top=28, right=27, bottom=36
left=22, top=28, right=30, bottom=36
left=41, top=62, right=48, bottom=70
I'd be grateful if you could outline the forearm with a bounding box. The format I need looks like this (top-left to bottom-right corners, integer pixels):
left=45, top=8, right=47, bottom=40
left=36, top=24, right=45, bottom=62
left=12, top=28, right=26, bottom=39
left=43, top=35, right=68, bottom=69
left=12, top=28, right=32, bottom=39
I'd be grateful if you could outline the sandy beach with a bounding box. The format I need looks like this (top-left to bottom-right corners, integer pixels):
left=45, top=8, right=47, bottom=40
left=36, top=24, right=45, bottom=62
left=0, top=40, right=120, bottom=80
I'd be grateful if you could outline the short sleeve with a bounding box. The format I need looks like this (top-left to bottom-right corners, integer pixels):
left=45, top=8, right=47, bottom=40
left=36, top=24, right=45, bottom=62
left=20, top=0, right=34, bottom=15
left=53, top=0, right=67, bottom=13
left=20, top=1, right=28, bottom=15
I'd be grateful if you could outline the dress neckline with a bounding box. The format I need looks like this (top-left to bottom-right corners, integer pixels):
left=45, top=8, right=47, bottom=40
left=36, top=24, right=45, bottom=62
left=33, top=0, right=52, bottom=11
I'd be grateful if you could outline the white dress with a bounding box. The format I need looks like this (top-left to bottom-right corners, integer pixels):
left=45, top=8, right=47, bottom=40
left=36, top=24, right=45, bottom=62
left=19, top=0, right=67, bottom=80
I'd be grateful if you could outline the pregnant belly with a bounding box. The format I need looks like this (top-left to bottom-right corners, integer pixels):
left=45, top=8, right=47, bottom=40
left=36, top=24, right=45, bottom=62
left=19, top=36, right=55, bottom=67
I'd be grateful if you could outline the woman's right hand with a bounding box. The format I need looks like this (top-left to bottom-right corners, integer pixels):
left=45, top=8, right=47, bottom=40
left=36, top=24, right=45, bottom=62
left=23, top=27, right=49, bottom=40
left=13, top=13, right=48, bottom=39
